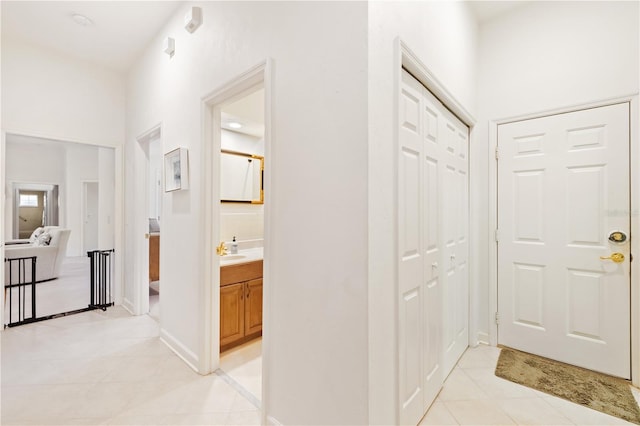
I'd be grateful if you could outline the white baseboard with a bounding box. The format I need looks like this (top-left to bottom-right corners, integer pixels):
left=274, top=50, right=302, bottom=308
left=266, top=415, right=283, bottom=426
left=160, top=327, right=200, bottom=373
left=477, top=331, right=490, bottom=345
left=122, top=297, right=135, bottom=315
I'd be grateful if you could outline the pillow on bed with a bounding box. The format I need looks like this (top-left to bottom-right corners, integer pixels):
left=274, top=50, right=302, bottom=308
left=29, top=227, right=44, bottom=243
left=33, top=232, right=52, bottom=247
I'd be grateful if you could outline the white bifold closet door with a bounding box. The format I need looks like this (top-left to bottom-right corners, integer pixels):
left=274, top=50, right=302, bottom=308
left=398, top=69, right=469, bottom=425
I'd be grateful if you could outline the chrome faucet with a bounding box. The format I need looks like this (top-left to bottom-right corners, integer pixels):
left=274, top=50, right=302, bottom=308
left=216, top=242, right=228, bottom=256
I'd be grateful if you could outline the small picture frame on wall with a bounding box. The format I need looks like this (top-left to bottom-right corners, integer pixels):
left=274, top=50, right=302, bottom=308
left=164, top=148, right=189, bottom=192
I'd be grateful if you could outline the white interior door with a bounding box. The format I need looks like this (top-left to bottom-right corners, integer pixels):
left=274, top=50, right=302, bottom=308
left=497, top=102, right=631, bottom=379
left=440, top=102, right=470, bottom=377
left=398, top=69, right=428, bottom=425
left=398, top=70, right=469, bottom=425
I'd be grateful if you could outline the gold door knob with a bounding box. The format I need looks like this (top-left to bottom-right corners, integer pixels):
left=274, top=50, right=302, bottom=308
left=600, top=252, right=625, bottom=263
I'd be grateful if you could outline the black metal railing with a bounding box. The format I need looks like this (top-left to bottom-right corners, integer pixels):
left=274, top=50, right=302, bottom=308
left=88, top=249, right=115, bottom=311
left=4, top=250, right=116, bottom=328
left=4, top=256, right=37, bottom=327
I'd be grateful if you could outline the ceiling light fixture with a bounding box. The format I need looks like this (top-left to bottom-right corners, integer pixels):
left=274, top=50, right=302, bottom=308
left=71, top=13, right=94, bottom=27
left=228, top=122, right=243, bottom=129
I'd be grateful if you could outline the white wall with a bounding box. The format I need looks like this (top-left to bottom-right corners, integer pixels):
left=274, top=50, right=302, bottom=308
left=476, top=1, right=639, bottom=342
left=126, top=2, right=368, bottom=424
left=221, top=129, right=264, bottom=156
left=98, top=147, right=116, bottom=251
left=1, top=35, right=125, bottom=147
left=367, top=2, right=479, bottom=423
left=148, top=136, right=162, bottom=221
left=65, top=144, right=99, bottom=256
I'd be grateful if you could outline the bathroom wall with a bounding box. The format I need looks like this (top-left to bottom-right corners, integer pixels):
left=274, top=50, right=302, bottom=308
left=221, top=129, right=264, bottom=156
left=220, top=129, right=264, bottom=244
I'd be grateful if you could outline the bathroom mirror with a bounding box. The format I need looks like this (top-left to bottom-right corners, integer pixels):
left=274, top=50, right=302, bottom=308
left=220, top=149, right=264, bottom=204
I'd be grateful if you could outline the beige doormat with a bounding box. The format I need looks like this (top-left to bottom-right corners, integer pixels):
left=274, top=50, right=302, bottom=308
left=495, top=347, right=640, bottom=425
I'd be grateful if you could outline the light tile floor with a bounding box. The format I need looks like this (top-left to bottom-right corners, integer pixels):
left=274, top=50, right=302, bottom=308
left=1, top=307, right=260, bottom=425
left=4, top=257, right=91, bottom=325
left=3, top=307, right=639, bottom=426
left=219, top=338, right=262, bottom=403
left=149, top=282, right=160, bottom=323
left=420, top=344, right=640, bottom=426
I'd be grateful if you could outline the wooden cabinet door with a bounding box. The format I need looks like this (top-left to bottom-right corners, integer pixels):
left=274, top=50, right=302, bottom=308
left=244, top=278, right=263, bottom=335
left=149, top=235, right=160, bottom=281
left=220, top=282, right=245, bottom=346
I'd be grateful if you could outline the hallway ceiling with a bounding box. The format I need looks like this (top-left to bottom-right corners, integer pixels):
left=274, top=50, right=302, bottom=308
left=1, top=1, right=182, bottom=73
left=469, top=1, right=529, bottom=23
left=1, top=1, right=529, bottom=74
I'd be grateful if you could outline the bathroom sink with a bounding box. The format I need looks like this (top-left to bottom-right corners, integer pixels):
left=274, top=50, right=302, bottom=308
left=219, top=247, right=263, bottom=266
left=222, top=254, right=246, bottom=261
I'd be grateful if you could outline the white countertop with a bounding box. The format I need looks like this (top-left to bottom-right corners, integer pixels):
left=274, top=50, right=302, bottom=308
left=219, top=247, right=263, bottom=266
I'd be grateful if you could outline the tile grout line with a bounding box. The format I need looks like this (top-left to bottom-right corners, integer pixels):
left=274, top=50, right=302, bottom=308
left=214, top=368, right=261, bottom=410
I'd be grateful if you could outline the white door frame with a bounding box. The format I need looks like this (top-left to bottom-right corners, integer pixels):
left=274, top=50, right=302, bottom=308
left=200, top=60, right=272, bottom=419
left=396, top=39, right=477, bottom=421
left=131, top=124, right=162, bottom=316
left=0, top=130, right=6, bottom=326
left=398, top=41, right=478, bottom=334
left=488, top=95, right=640, bottom=386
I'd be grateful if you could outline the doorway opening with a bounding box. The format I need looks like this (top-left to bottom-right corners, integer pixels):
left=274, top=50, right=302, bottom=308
left=3, top=133, right=116, bottom=326
left=202, top=61, right=270, bottom=412
left=135, top=127, right=162, bottom=321
left=12, top=184, right=59, bottom=239
left=217, top=86, right=265, bottom=402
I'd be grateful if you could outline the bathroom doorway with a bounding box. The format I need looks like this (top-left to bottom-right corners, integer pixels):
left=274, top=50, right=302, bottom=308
left=202, top=62, right=271, bottom=409
left=136, top=126, right=162, bottom=321
left=217, top=85, right=265, bottom=402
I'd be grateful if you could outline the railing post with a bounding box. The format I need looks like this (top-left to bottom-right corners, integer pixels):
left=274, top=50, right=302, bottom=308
left=4, top=256, right=37, bottom=328
left=87, top=249, right=115, bottom=311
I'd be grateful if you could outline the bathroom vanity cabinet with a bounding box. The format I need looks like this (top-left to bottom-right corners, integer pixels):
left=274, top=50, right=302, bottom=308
left=149, top=234, right=160, bottom=281
left=220, top=260, right=263, bottom=351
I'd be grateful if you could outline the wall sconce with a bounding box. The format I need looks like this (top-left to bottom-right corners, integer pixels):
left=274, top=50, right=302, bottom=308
left=163, top=37, right=175, bottom=56
left=184, top=7, right=202, bottom=33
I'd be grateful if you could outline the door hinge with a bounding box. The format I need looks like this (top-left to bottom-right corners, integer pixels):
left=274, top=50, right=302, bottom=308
left=495, top=312, right=500, bottom=325
left=495, top=229, right=500, bottom=242
left=495, top=146, right=499, bottom=160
